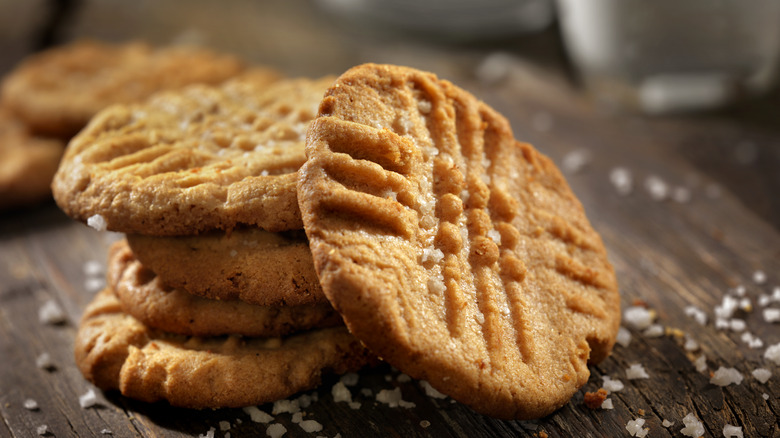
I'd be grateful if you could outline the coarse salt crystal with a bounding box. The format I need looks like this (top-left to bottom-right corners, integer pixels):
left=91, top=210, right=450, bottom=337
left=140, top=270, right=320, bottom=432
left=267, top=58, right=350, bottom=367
left=626, top=418, right=648, bottom=437
left=684, top=336, right=700, bottom=352
left=421, top=248, right=444, bottom=264
left=753, top=270, right=767, bottom=284
left=624, top=306, right=654, bottom=330
left=643, top=324, right=664, bottom=338
left=532, top=111, right=554, bottom=133
left=609, top=167, right=633, bottom=195
left=219, top=421, right=231, bottom=431
left=397, top=373, right=411, bottom=383
left=758, top=294, right=771, bottom=307
left=601, top=398, right=614, bottom=410
left=197, top=427, right=215, bottom=438
left=229, top=249, right=238, bottom=257
left=87, top=214, right=107, bottom=231
left=340, top=373, right=359, bottom=386
left=764, top=342, right=780, bottom=365
left=680, top=413, right=704, bottom=437
left=420, top=420, right=431, bottom=428
left=729, top=319, right=746, bottom=332
left=710, top=367, right=743, bottom=386
left=420, top=381, right=447, bottom=399
left=763, top=393, right=770, bottom=400
left=24, top=399, right=39, bottom=410
left=616, top=327, right=632, bottom=347
left=763, top=308, right=780, bottom=323
left=752, top=368, right=771, bottom=384
left=39, top=300, right=66, bottom=325
left=100, top=429, right=112, bottom=435
left=723, top=424, right=743, bottom=438
left=731, top=285, right=746, bottom=297
left=79, top=389, right=97, bottom=408
left=626, top=364, right=650, bottom=380
left=243, top=406, right=273, bottom=423
left=36, top=353, right=55, bottom=370
left=773, top=286, right=780, bottom=301
left=272, top=399, right=300, bottom=415
left=36, top=425, right=48, bottom=436
left=298, top=420, right=323, bottom=433
left=602, top=376, right=624, bottom=393
left=475, top=52, right=514, bottom=84
left=662, top=419, right=674, bottom=428
left=715, top=295, right=739, bottom=320
left=685, top=306, right=707, bottom=325
left=85, top=277, right=105, bottom=293
left=83, top=260, right=103, bottom=276
left=487, top=229, right=501, bottom=245
left=266, top=423, right=286, bottom=438
left=417, top=100, right=432, bottom=114
left=672, top=186, right=692, bottom=203
left=644, top=175, right=669, bottom=201
left=740, top=332, right=764, bottom=349
left=332, top=381, right=360, bottom=408
left=694, top=355, right=708, bottom=373
left=376, top=387, right=415, bottom=408
left=561, top=149, right=591, bottom=174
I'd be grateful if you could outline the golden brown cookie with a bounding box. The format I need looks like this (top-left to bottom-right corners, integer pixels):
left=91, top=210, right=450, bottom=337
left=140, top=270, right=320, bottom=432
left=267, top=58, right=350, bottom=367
left=297, top=64, right=621, bottom=420
left=0, top=108, right=63, bottom=209
left=52, top=75, right=333, bottom=235
left=125, top=227, right=325, bottom=306
left=74, top=288, right=375, bottom=409
left=1, top=40, right=246, bottom=138
left=108, top=239, right=342, bottom=337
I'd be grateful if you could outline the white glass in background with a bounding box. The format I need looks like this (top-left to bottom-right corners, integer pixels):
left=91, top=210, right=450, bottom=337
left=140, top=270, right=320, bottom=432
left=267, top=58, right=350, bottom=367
left=556, top=0, right=780, bottom=114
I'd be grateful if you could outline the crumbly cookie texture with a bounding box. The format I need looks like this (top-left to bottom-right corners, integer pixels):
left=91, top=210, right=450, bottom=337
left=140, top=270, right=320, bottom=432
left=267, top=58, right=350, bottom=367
left=74, top=288, right=374, bottom=409
left=126, top=227, right=325, bottom=306
left=0, top=40, right=246, bottom=138
left=108, top=240, right=342, bottom=337
left=53, top=75, right=334, bottom=235
left=0, top=108, right=63, bottom=209
left=298, top=63, right=620, bottom=420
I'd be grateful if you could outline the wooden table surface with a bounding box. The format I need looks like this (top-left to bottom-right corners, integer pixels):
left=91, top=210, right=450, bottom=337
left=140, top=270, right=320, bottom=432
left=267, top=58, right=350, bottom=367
left=1, top=1, right=778, bottom=437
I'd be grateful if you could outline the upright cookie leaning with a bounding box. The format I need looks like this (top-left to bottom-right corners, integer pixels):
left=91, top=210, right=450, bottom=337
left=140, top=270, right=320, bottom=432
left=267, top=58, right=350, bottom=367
left=297, top=64, right=621, bottom=419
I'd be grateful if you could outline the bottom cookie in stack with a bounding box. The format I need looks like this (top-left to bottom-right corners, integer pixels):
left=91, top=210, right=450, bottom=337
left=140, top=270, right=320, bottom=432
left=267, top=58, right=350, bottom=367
left=74, top=239, right=376, bottom=409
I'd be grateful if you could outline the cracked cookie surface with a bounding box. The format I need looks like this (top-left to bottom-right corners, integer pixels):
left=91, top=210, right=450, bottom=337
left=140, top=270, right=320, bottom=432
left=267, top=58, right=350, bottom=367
left=297, top=63, right=620, bottom=420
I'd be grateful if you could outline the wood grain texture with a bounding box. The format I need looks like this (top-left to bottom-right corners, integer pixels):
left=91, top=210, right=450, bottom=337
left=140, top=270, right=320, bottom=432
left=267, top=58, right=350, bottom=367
left=1, top=0, right=779, bottom=436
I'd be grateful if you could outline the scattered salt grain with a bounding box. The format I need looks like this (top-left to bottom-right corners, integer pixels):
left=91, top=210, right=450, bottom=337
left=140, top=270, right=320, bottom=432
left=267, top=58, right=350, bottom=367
left=710, top=367, right=743, bottom=386
left=561, top=149, right=591, bottom=174
left=685, top=306, right=708, bottom=325
left=773, top=286, right=780, bottom=301
left=715, top=295, right=739, bottom=320
left=24, top=399, right=39, bottom=410
left=644, top=175, right=669, bottom=201
left=738, top=298, right=752, bottom=312
left=740, top=332, right=764, bottom=349
left=616, top=327, right=632, bottom=347
left=602, top=376, right=624, bottom=393
left=626, top=418, right=648, bottom=437
left=87, top=214, right=107, bottom=231
left=296, top=393, right=315, bottom=409
left=197, top=427, right=215, bottom=438
left=671, top=186, right=692, bottom=203
left=100, top=429, right=112, bottom=435
left=38, top=300, right=66, bottom=325
left=36, top=425, right=48, bottom=436
left=332, top=381, right=361, bottom=409
left=229, top=249, right=238, bottom=257
left=758, top=294, right=771, bottom=307
left=397, top=373, right=412, bottom=383
left=420, top=380, right=447, bottom=399
left=266, top=423, right=286, bottom=438
left=626, top=364, right=650, bottom=380
left=376, top=387, right=415, bottom=408
left=85, top=277, right=105, bottom=293
left=753, top=270, right=767, bottom=284
left=729, top=319, right=746, bottom=332
left=420, top=420, right=431, bottom=428
left=417, top=100, right=432, bottom=114
left=684, top=335, right=700, bottom=352
left=36, top=353, right=55, bottom=370
left=487, top=229, right=502, bottom=245
left=643, top=324, right=664, bottom=338
left=601, top=398, right=614, bottom=410
left=694, top=355, right=708, bottom=373
left=219, top=421, right=231, bottom=431
left=624, top=306, right=654, bottom=330
left=243, top=406, right=273, bottom=423
left=722, top=424, right=744, bottom=438
left=421, top=248, right=444, bottom=264
left=764, top=342, right=780, bottom=365
left=752, top=368, right=771, bottom=384
left=531, top=111, right=554, bottom=133
left=340, top=373, right=359, bottom=387
left=298, top=420, right=323, bottom=433
left=762, top=393, right=770, bottom=400
left=360, top=388, right=373, bottom=397
left=291, top=412, right=303, bottom=423
left=79, top=389, right=98, bottom=408
left=272, top=399, right=300, bottom=415
left=475, top=52, right=514, bottom=84
left=662, top=419, right=674, bottom=428
left=763, top=308, right=780, bottom=323
left=609, top=167, right=633, bottom=195
left=705, top=183, right=721, bottom=199
left=83, top=260, right=103, bottom=276
left=680, top=413, right=704, bottom=437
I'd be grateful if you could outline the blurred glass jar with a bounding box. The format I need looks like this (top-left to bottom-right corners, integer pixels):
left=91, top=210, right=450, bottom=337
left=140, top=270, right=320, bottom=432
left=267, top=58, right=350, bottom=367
left=556, top=0, right=780, bottom=114
left=316, top=0, right=554, bottom=41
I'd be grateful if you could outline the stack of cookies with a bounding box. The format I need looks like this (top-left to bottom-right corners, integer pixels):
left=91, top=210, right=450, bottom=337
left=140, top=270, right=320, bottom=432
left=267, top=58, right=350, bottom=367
left=54, top=60, right=621, bottom=420
left=0, top=39, right=244, bottom=209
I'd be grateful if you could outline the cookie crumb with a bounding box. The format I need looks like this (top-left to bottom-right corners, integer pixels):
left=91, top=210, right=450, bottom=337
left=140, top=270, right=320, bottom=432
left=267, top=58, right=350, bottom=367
left=243, top=406, right=273, bottom=423
left=23, top=399, right=39, bottom=410
left=583, top=388, right=608, bottom=409
left=79, top=389, right=97, bottom=408
left=39, top=300, right=66, bottom=325
left=87, top=214, right=107, bottom=231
